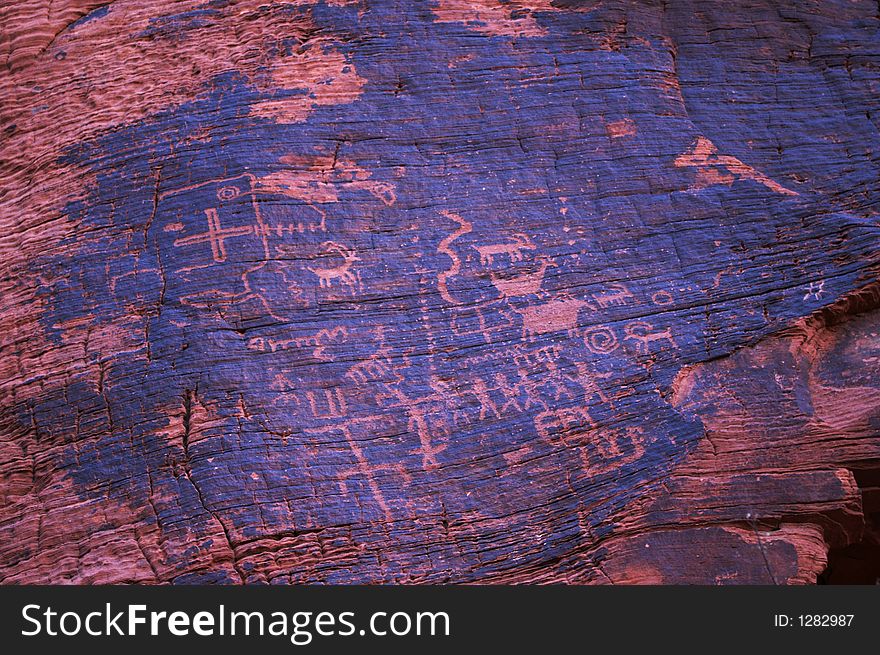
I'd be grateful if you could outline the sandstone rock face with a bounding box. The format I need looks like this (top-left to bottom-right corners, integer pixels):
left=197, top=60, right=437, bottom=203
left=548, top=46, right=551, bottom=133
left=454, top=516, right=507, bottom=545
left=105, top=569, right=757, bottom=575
left=1, top=0, right=878, bottom=584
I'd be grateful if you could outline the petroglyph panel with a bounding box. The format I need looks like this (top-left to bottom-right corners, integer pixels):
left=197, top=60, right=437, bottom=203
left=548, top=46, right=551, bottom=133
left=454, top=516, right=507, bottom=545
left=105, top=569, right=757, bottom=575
left=2, top=0, right=879, bottom=584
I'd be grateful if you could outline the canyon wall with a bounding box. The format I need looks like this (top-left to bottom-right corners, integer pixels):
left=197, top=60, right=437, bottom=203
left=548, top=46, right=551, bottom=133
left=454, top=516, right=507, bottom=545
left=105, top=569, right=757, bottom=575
left=1, top=0, right=879, bottom=583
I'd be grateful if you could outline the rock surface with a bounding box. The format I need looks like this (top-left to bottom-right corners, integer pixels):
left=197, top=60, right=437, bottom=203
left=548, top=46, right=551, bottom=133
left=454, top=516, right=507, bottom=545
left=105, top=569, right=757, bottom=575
left=1, top=0, right=879, bottom=584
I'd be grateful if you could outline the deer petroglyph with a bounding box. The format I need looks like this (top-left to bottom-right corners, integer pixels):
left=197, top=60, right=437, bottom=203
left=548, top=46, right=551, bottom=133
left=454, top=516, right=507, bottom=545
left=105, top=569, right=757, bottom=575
left=307, top=241, right=360, bottom=289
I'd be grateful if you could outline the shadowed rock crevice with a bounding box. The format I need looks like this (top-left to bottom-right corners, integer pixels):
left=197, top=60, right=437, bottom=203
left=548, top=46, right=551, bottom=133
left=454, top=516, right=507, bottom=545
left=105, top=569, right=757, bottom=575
left=819, top=465, right=880, bottom=584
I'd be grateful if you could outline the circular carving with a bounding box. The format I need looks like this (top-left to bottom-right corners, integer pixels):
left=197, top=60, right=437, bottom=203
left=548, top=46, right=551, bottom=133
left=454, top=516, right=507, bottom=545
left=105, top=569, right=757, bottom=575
left=583, top=325, right=619, bottom=354
left=217, top=185, right=241, bottom=201
left=652, top=290, right=674, bottom=306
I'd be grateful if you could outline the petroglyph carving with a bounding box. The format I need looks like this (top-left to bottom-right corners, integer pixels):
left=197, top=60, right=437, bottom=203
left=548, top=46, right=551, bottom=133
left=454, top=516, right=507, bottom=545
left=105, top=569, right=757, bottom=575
left=512, top=344, right=562, bottom=367
left=367, top=182, right=397, bottom=207
left=583, top=325, right=619, bottom=354
left=345, top=332, right=400, bottom=386
left=534, top=406, right=595, bottom=449
left=567, top=361, right=612, bottom=406
left=593, top=282, right=634, bottom=309
left=307, top=241, right=361, bottom=289
left=381, top=387, right=448, bottom=471
left=519, top=374, right=546, bottom=411
left=495, top=372, right=524, bottom=413
left=158, top=174, right=297, bottom=321
left=346, top=358, right=393, bottom=384
left=462, top=343, right=558, bottom=369
left=510, top=345, right=571, bottom=402
left=470, top=376, right=501, bottom=420
left=304, top=422, right=406, bottom=523
left=305, top=388, right=348, bottom=419
left=174, top=206, right=254, bottom=264
left=581, top=427, right=647, bottom=475
left=674, top=136, right=798, bottom=196
left=606, top=118, right=636, bottom=139
left=217, top=185, right=241, bottom=201
left=451, top=302, right=516, bottom=343
left=246, top=326, right=348, bottom=361
left=652, top=290, right=674, bottom=306
left=516, top=296, right=593, bottom=339
left=540, top=358, right=575, bottom=402
left=623, top=321, right=677, bottom=354
left=259, top=208, right=327, bottom=238
left=536, top=409, right=646, bottom=475
left=437, top=210, right=473, bottom=304
left=508, top=368, right=546, bottom=411
left=804, top=280, right=825, bottom=301
left=474, top=233, right=536, bottom=265
left=490, top=257, right=556, bottom=298
left=256, top=156, right=396, bottom=207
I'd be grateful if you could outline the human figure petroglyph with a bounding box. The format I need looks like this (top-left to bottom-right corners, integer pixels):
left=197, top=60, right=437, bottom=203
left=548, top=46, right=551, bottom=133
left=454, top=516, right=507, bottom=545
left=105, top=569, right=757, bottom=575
left=304, top=422, right=406, bottom=524
left=567, top=361, right=612, bottom=406
left=495, top=372, right=524, bottom=413
left=437, top=210, right=472, bottom=304
left=541, top=358, right=575, bottom=402
left=516, top=367, right=548, bottom=411
left=424, top=376, right=467, bottom=426
left=623, top=320, right=677, bottom=354
left=592, top=282, right=635, bottom=309
left=380, top=387, right=448, bottom=472
left=511, top=347, right=572, bottom=402
left=407, top=405, right=448, bottom=472
left=474, top=233, right=536, bottom=265
left=307, top=241, right=360, bottom=290
left=515, top=296, right=594, bottom=339
left=469, top=375, right=501, bottom=420
left=490, top=256, right=556, bottom=298
left=345, top=347, right=451, bottom=473
left=462, top=368, right=540, bottom=414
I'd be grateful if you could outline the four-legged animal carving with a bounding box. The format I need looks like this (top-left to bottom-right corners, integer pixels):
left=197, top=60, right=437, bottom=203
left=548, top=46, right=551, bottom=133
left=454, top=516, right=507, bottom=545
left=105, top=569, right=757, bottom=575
left=623, top=320, right=676, bottom=353
left=307, top=241, right=360, bottom=289
left=593, top=282, right=635, bottom=308
left=474, top=233, right=536, bottom=265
